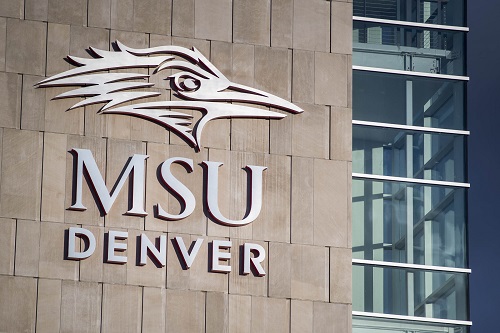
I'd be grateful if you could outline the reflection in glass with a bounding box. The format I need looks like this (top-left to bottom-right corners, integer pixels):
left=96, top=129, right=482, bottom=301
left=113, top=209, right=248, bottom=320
left=353, top=265, right=469, bottom=321
left=353, top=0, right=465, bottom=27
left=353, top=316, right=469, bottom=333
left=352, top=71, right=465, bottom=130
left=352, top=179, right=467, bottom=268
left=353, top=22, right=465, bottom=75
left=353, top=126, right=466, bottom=182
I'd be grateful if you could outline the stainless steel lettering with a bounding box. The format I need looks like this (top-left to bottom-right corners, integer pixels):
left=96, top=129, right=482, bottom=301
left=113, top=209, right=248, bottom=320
left=67, top=227, right=96, bottom=260
left=157, top=157, right=196, bottom=220
left=173, top=236, right=204, bottom=269
left=70, top=148, right=149, bottom=216
left=203, top=161, right=266, bottom=226
left=107, top=230, right=128, bottom=264
left=139, top=234, right=167, bottom=266
left=211, top=240, right=232, bottom=273
left=243, top=243, right=266, bottom=276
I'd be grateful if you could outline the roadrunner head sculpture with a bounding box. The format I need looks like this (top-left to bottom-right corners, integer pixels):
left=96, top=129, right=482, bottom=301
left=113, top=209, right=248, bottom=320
left=37, top=41, right=304, bottom=150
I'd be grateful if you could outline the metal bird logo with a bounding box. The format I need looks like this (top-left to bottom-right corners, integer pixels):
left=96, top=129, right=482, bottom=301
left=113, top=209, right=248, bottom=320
left=37, top=41, right=304, bottom=151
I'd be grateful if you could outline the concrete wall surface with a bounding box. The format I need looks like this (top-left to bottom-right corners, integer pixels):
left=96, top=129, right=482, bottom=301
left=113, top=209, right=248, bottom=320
left=0, top=0, right=352, bottom=332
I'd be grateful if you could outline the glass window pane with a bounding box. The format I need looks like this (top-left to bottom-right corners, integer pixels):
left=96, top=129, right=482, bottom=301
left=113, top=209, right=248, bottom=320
left=353, top=316, right=469, bottom=333
left=352, top=179, right=467, bottom=268
left=353, top=126, right=466, bottom=183
left=353, top=22, right=465, bottom=76
left=352, top=71, right=466, bottom=130
left=353, top=0, right=465, bottom=27
left=352, top=265, right=469, bottom=321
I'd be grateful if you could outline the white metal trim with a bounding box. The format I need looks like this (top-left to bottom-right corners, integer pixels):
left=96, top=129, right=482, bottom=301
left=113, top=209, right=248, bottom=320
left=352, top=65, right=470, bottom=81
left=352, top=258, right=471, bottom=274
left=352, top=120, right=470, bottom=136
left=353, top=16, right=470, bottom=32
left=352, top=311, right=472, bottom=326
left=352, top=173, right=470, bottom=188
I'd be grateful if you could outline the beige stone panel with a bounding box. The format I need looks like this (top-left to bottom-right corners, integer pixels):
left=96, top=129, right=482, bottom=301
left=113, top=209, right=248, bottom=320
left=64, top=135, right=106, bottom=226
left=291, top=300, right=313, bottom=333
left=48, top=0, right=87, bottom=25
left=41, top=132, right=67, bottom=223
left=22, top=75, right=46, bottom=131
left=84, top=104, right=108, bottom=138
left=331, top=1, right=353, bottom=55
left=255, top=46, right=291, bottom=101
left=105, top=139, right=146, bottom=230
left=0, top=129, right=42, bottom=220
left=291, top=244, right=329, bottom=301
left=330, top=247, right=352, bottom=304
left=133, top=0, right=171, bottom=35
left=194, top=0, right=232, bottom=43
left=314, top=159, right=348, bottom=247
left=111, top=0, right=133, bottom=31
left=102, top=284, right=142, bottom=333
left=172, top=0, right=194, bottom=38
left=271, top=0, right=293, bottom=48
left=292, top=103, right=329, bottom=159
left=15, top=220, right=40, bottom=277
left=166, top=145, right=207, bottom=235
left=46, top=23, right=70, bottom=77
left=0, top=218, right=15, bottom=275
left=109, top=29, right=149, bottom=57
left=269, top=110, right=292, bottom=156
left=25, top=0, right=48, bottom=20
left=228, top=294, right=251, bottom=333
left=6, top=19, right=46, bottom=76
left=70, top=25, right=109, bottom=57
left=88, top=0, right=111, bottom=28
left=291, top=156, right=314, bottom=245
left=251, top=296, right=290, bottom=333
left=206, top=292, right=229, bottom=333
left=233, top=43, right=254, bottom=87
left=313, top=302, right=350, bottom=333
left=60, top=280, right=102, bottom=333
left=145, top=142, right=170, bottom=232
left=347, top=161, right=352, bottom=248
left=331, top=107, right=352, bottom=161
left=292, top=49, right=315, bottom=104
left=106, top=114, right=132, bottom=140
left=36, top=278, right=61, bottom=333
left=79, top=226, right=106, bottom=283
left=0, top=72, right=21, bottom=129
left=253, top=153, right=291, bottom=243
left=233, top=0, right=271, bottom=46
left=0, top=0, right=23, bottom=18
left=127, top=229, right=167, bottom=287
left=143, top=287, right=166, bottom=333
left=268, top=242, right=291, bottom=298
left=0, top=276, right=37, bottom=333
left=166, top=289, right=205, bottom=333
left=293, top=0, right=330, bottom=52
left=347, top=56, right=352, bottom=108
left=172, top=36, right=211, bottom=56
left=229, top=239, right=267, bottom=296
left=231, top=118, right=269, bottom=154
left=315, top=52, right=349, bottom=107
left=206, top=148, right=230, bottom=237
left=167, top=233, right=228, bottom=292
left=39, top=221, right=79, bottom=280
left=44, top=86, right=85, bottom=135
left=0, top=17, right=6, bottom=71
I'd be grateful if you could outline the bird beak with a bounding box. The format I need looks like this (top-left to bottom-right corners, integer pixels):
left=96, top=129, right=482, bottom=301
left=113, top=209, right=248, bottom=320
left=227, top=83, right=304, bottom=114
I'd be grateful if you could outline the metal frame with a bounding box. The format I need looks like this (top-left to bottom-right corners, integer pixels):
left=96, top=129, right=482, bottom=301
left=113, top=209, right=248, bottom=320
left=353, top=16, right=469, bottom=32
left=352, top=173, right=470, bottom=188
left=352, top=311, right=472, bottom=326
left=353, top=65, right=470, bottom=81
left=353, top=120, right=470, bottom=136
left=352, top=258, right=471, bottom=274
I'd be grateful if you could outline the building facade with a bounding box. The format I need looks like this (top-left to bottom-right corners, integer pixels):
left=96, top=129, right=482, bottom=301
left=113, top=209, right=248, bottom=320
left=351, top=0, right=470, bottom=332
left=0, top=1, right=353, bottom=332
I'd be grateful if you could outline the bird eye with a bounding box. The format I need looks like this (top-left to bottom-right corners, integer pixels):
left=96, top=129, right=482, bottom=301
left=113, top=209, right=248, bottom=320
left=181, top=78, right=200, bottom=91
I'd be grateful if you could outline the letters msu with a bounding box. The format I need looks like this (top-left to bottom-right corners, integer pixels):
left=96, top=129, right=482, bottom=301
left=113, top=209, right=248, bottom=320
left=37, top=41, right=303, bottom=151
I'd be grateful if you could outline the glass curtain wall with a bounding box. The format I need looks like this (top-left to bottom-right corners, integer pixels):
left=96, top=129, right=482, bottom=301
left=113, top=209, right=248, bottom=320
left=351, top=1, right=470, bottom=332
